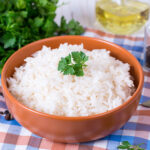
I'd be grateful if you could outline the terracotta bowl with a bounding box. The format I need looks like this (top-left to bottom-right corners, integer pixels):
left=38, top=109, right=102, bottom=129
left=1, top=36, right=144, bottom=143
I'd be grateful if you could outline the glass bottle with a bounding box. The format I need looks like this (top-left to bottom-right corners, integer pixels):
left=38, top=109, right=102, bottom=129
left=144, top=22, right=150, bottom=71
left=96, top=0, right=150, bottom=35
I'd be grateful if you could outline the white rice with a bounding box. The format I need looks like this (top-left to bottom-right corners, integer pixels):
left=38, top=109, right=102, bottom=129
left=7, top=43, right=135, bottom=117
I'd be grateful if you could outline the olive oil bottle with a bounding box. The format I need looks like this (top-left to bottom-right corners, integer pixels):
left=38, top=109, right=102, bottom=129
left=96, top=0, right=149, bottom=35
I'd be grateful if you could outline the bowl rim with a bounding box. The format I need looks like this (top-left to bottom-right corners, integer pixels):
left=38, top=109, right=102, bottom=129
left=1, top=35, right=144, bottom=121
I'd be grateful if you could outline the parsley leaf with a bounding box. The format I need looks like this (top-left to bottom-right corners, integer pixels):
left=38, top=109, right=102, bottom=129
left=58, top=51, right=88, bottom=77
left=57, top=16, right=85, bottom=35
left=64, top=66, right=75, bottom=75
left=117, top=141, right=145, bottom=150
left=1, top=33, right=16, bottom=49
left=58, top=58, right=68, bottom=72
left=72, top=51, right=88, bottom=64
left=73, top=64, right=84, bottom=76
left=0, top=0, right=84, bottom=73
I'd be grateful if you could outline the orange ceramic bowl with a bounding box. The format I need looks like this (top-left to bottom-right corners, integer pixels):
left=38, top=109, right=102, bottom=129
left=1, top=36, right=144, bottom=143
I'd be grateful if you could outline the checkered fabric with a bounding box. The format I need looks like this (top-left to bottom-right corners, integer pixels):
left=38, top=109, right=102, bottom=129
left=0, top=29, right=150, bottom=150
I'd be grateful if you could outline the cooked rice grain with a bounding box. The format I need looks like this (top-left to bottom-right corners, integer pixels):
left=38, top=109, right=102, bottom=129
left=7, top=43, right=135, bottom=116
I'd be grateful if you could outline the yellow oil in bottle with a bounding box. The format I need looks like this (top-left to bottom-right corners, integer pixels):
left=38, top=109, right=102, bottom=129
left=96, top=0, right=149, bottom=35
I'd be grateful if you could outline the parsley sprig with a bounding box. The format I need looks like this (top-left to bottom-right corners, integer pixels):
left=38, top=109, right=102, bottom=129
left=58, top=51, right=88, bottom=77
left=117, top=141, right=144, bottom=150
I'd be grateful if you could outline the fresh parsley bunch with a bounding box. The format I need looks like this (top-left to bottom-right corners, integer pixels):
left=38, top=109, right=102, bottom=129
left=0, top=0, right=84, bottom=72
left=58, top=51, right=88, bottom=76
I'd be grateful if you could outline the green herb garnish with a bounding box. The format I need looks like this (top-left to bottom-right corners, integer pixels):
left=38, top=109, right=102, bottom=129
left=58, top=51, right=88, bottom=77
left=117, top=141, right=144, bottom=150
left=0, top=0, right=84, bottom=72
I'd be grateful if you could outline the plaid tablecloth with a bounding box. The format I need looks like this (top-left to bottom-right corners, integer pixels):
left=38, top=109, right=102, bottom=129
left=0, top=29, right=150, bottom=150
